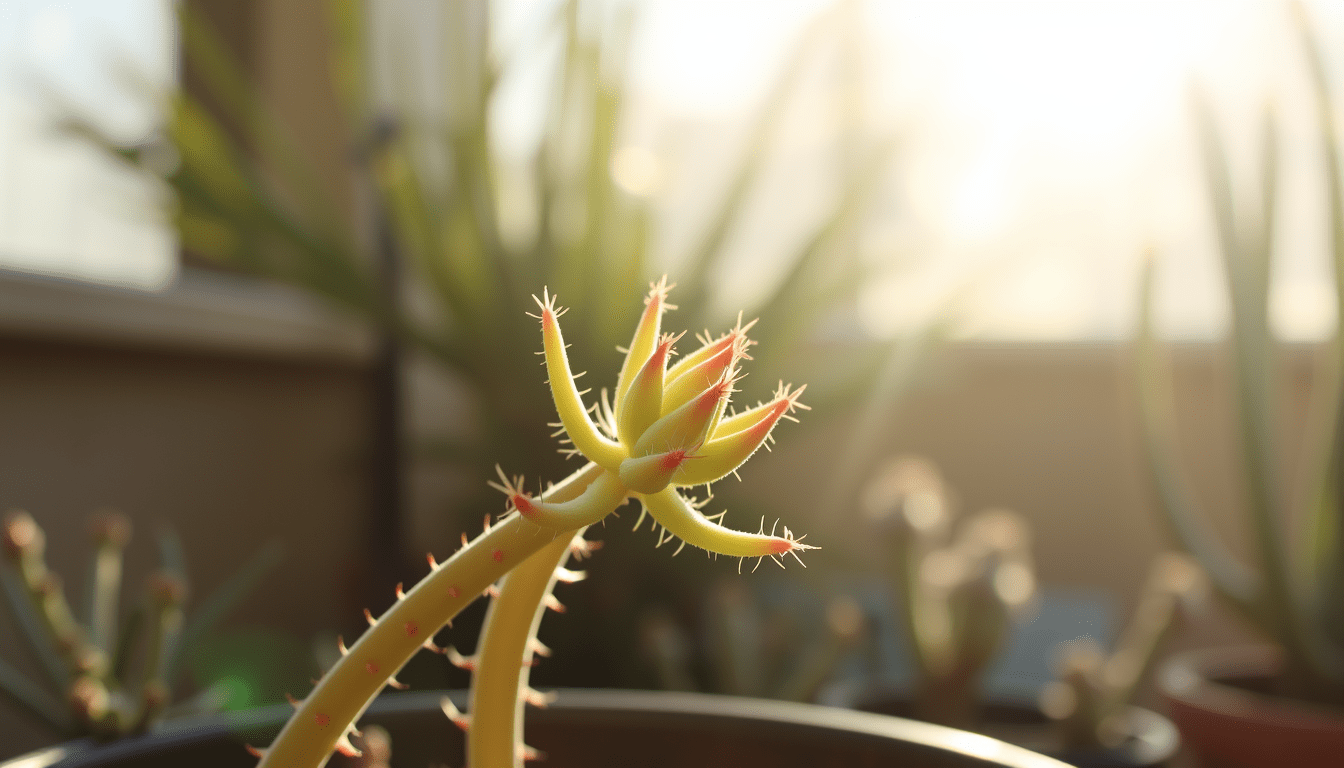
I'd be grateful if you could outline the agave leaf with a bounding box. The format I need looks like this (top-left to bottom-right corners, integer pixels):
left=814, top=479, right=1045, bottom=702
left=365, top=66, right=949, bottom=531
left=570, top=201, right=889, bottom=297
left=1134, top=253, right=1264, bottom=621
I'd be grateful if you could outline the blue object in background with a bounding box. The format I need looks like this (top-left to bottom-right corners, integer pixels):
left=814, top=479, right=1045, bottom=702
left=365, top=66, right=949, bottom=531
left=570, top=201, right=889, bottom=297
left=832, top=581, right=1115, bottom=704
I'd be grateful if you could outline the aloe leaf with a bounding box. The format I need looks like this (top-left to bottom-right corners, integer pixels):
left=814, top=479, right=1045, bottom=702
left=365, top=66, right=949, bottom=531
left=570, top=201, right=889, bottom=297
left=1134, top=254, right=1263, bottom=620
left=1289, top=0, right=1344, bottom=673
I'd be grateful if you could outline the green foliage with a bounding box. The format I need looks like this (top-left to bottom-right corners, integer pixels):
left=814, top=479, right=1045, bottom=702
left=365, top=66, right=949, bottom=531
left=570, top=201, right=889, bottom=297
left=0, top=509, right=280, bottom=739
left=83, top=0, right=902, bottom=496
left=1135, top=0, right=1344, bottom=704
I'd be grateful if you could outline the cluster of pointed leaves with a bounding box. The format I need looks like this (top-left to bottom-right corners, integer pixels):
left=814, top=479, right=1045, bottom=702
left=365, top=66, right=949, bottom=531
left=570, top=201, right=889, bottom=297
left=247, top=281, right=812, bottom=768
left=494, top=278, right=813, bottom=568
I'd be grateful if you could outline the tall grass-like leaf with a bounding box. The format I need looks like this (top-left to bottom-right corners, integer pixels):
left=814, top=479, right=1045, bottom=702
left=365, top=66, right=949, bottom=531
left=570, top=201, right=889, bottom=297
left=1190, top=91, right=1302, bottom=660
left=677, top=7, right=839, bottom=320
left=167, top=540, right=284, bottom=684
left=1290, top=0, right=1344, bottom=663
left=1134, top=254, right=1262, bottom=618
left=177, top=3, right=347, bottom=238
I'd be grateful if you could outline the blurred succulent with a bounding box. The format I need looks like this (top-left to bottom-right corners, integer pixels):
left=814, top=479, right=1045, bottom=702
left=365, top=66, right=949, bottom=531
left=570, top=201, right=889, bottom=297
left=638, top=580, right=866, bottom=703
left=861, top=455, right=1038, bottom=728
left=1135, top=2, right=1344, bottom=705
left=0, top=509, right=280, bottom=740
left=1038, top=553, right=1208, bottom=750
left=74, top=0, right=903, bottom=504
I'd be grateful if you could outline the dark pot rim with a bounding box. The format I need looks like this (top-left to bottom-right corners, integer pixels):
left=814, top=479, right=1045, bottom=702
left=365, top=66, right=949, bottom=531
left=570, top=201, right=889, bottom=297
left=1158, top=644, right=1344, bottom=731
left=7, top=688, right=1075, bottom=768
left=845, top=685, right=1178, bottom=767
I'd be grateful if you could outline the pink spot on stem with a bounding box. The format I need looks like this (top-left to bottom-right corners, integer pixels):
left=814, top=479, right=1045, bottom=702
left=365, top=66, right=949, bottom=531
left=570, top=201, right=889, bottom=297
left=513, top=495, right=536, bottom=518
left=768, top=538, right=794, bottom=555
left=405, top=621, right=418, bottom=637
left=447, top=585, right=461, bottom=598
left=365, top=662, right=379, bottom=675
left=493, top=549, right=504, bottom=563
left=315, top=713, right=330, bottom=728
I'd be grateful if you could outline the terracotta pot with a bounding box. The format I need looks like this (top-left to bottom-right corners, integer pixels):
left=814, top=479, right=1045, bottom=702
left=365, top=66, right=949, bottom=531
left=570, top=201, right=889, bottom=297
left=1159, top=645, right=1344, bottom=768
left=848, top=687, right=1178, bottom=768
left=4, top=689, right=1074, bottom=768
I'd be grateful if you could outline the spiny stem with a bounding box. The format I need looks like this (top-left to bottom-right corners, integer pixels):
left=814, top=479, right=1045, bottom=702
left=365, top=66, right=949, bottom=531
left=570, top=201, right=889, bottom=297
left=255, top=463, right=600, bottom=768
left=468, top=529, right=590, bottom=768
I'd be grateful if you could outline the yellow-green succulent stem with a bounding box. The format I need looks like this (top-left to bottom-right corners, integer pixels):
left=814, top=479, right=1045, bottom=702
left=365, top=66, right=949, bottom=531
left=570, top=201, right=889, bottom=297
left=616, top=336, right=671, bottom=447
left=539, top=301, right=626, bottom=470
left=468, top=531, right=586, bottom=768
left=619, top=450, right=689, bottom=495
left=638, top=488, right=793, bottom=558
left=662, top=341, right=736, bottom=415
left=513, top=469, right=629, bottom=529
left=614, top=283, right=668, bottom=414
left=674, top=398, right=790, bottom=487
left=256, top=464, right=599, bottom=768
left=632, top=376, right=729, bottom=458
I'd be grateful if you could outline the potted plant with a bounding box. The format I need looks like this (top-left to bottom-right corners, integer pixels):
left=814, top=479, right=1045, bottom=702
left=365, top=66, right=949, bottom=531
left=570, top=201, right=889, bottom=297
left=3, top=283, right=1073, bottom=768
left=850, top=456, right=1183, bottom=768
left=0, top=508, right=281, bottom=746
left=1134, top=5, right=1344, bottom=766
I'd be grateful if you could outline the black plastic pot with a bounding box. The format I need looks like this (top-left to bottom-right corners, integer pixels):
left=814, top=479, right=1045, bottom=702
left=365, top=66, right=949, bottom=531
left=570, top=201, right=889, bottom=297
left=6, top=689, right=1074, bottom=768
left=849, top=689, right=1178, bottom=768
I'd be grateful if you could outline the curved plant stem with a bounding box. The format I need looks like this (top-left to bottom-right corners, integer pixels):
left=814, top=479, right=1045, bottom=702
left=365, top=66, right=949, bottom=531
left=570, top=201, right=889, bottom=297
left=255, top=462, right=601, bottom=768
left=468, top=528, right=588, bottom=768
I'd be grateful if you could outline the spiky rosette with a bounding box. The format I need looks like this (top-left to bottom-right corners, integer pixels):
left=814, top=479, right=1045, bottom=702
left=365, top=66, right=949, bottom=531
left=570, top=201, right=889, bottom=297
left=254, top=279, right=812, bottom=768
left=515, top=278, right=812, bottom=563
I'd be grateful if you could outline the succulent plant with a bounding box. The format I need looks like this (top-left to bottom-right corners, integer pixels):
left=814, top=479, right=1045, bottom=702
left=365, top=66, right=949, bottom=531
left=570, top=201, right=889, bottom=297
left=249, top=280, right=812, bottom=768
left=1135, top=1, right=1344, bottom=706
left=0, top=509, right=279, bottom=740
left=1038, top=553, right=1207, bottom=750
left=860, top=455, right=1037, bottom=728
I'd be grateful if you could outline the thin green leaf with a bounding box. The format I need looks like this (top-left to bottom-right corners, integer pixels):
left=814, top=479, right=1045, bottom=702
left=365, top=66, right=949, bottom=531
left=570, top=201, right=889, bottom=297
left=678, top=6, right=838, bottom=318
left=0, top=565, right=69, bottom=691
left=168, top=540, right=284, bottom=684
left=177, top=3, right=348, bottom=238
left=0, top=654, right=71, bottom=733
left=1133, top=253, right=1263, bottom=619
left=111, top=603, right=145, bottom=686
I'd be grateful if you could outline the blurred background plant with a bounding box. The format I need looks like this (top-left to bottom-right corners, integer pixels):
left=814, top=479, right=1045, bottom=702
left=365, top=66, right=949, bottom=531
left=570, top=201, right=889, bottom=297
left=1136, top=1, right=1344, bottom=707
left=77, top=0, right=909, bottom=537
left=0, top=508, right=281, bottom=742
left=858, top=454, right=1038, bottom=728
left=65, top=0, right=929, bottom=694
left=1037, top=553, right=1207, bottom=751
left=638, top=579, right=866, bottom=703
